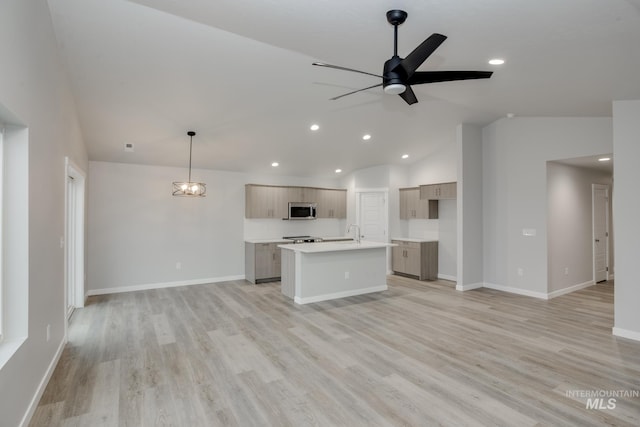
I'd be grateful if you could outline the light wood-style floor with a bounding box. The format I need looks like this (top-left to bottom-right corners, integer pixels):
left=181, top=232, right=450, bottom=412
left=31, top=277, right=640, bottom=426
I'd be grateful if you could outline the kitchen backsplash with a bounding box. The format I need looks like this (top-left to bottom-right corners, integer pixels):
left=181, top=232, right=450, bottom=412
left=407, top=219, right=440, bottom=241
left=244, top=218, right=347, bottom=240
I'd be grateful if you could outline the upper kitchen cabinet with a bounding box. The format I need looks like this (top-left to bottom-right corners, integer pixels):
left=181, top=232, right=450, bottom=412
left=399, top=187, right=438, bottom=219
left=245, top=184, right=347, bottom=219
left=245, top=184, right=288, bottom=219
left=317, top=189, right=347, bottom=218
left=419, top=182, right=457, bottom=200
left=286, top=186, right=319, bottom=203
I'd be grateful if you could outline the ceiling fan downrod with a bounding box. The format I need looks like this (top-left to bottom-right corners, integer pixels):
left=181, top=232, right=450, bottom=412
left=386, top=9, right=407, bottom=57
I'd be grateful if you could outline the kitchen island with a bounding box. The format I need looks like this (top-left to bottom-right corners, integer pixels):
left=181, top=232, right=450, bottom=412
left=278, top=240, right=395, bottom=304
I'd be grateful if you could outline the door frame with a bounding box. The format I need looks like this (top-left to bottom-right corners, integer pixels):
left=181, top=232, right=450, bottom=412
left=354, top=188, right=389, bottom=242
left=591, top=183, right=610, bottom=283
left=65, top=157, right=86, bottom=324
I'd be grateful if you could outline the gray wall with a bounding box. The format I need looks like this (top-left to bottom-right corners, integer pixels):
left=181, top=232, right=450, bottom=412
left=0, top=1, right=88, bottom=425
left=546, top=162, right=612, bottom=292
left=612, top=100, right=640, bottom=338
left=457, top=124, right=484, bottom=289
left=482, top=117, right=612, bottom=295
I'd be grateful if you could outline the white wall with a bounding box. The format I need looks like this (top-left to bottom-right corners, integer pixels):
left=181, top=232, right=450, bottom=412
left=0, top=1, right=88, bottom=425
left=546, top=162, right=612, bottom=293
left=408, top=140, right=457, bottom=184
left=88, top=161, right=345, bottom=293
left=612, top=100, right=640, bottom=339
left=482, top=117, right=612, bottom=295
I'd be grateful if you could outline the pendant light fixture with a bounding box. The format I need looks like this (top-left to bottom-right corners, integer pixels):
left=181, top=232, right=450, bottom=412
left=172, top=131, right=206, bottom=197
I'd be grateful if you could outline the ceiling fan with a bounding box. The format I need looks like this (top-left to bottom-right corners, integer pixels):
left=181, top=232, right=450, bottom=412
left=313, top=10, right=493, bottom=105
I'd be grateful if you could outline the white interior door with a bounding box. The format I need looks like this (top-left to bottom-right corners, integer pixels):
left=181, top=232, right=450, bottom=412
left=592, top=184, right=609, bottom=283
left=357, top=191, right=387, bottom=243
left=66, top=175, right=76, bottom=317
left=65, top=158, right=86, bottom=320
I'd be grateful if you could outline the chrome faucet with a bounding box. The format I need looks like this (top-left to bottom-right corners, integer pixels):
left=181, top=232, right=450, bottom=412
left=347, top=224, right=361, bottom=243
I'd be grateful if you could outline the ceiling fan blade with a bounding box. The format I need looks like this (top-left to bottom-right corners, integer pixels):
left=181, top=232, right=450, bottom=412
left=395, top=33, right=447, bottom=77
left=330, top=83, right=383, bottom=100
left=408, top=70, right=493, bottom=85
left=313, top=62, right=382, bottom=78
left=398, top=85, right=418, bottom=105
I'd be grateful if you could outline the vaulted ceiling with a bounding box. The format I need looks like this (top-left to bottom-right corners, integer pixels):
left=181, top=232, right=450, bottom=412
left=47, top=0, right=640, bottom=177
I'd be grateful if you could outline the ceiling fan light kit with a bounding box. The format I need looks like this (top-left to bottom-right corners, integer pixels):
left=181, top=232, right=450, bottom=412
left=172, top=131, right=206, bottom=197
left=314, top=9, right=493, bottom=105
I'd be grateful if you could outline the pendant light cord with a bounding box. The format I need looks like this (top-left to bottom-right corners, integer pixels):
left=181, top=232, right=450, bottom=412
left=188, top=133, right=193, bottom=183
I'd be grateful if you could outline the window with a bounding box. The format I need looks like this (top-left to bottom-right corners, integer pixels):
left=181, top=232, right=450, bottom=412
left=0, top=127, right=3, bottom=342
left=0, top=122, right=29, bottom=369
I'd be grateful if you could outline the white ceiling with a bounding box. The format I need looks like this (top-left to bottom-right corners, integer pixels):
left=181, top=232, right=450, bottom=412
left=47, top=0, right=640, bottom=177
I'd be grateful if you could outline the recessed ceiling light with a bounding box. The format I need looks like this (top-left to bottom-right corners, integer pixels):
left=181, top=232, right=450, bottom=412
left=362, top=134, right=371, bottom=141
left=335, top=169, right=342, bottom=173
left=489, top=58, right=505, bottom=65
left=598, top=157, right=611, bottom=162
left=310, top=124, right=319, bottom=131
left=401, top=154, right=409, bottom=159
left=271, top=162, right=279, bottom=167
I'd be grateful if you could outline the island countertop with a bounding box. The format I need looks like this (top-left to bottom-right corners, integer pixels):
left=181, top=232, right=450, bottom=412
left=390, top=237, right=438, bottom=243
left=278, top=240, right=396, bottom=253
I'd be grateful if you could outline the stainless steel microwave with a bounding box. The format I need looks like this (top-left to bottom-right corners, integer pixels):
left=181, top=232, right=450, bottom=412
left=288, top=202, right=317, bottom=220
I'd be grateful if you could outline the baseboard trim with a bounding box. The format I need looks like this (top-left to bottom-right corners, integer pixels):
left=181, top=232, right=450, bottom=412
left=20, top=335, right=67, bottom=427
left=456, top=282, right=483, bottom=291
left=483, top=282, right=548, bottom=299
left=86, top=275, right=246, bottom=296
left=612, top=327, right=640, bottom=342
left=438, top=273, right=457, bottom=282
left=294, top=285, right=388, bottom=305
left=547, top=280, right=594, bottom=299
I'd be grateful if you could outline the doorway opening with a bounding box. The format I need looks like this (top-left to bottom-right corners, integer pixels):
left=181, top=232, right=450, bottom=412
left=546, top=155, right=613, bottom=296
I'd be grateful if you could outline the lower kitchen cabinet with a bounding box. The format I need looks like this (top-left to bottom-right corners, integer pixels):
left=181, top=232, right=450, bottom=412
left=245, top=242, right=283, bottom=284
left=391, top=240, right=438, bottom=281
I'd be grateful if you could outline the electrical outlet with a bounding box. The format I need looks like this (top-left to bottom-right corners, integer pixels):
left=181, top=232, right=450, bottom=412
left=46, top=324, right=51, bottom=342
left=517, top=268, right=524, bottom=277
left=344, top=271, right=350, bottom=279
left=176, top=262, right=181, bottom=270
left=564, top=267, right=569, bottom=275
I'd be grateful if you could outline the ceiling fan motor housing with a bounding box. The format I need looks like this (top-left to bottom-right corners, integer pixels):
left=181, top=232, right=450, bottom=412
left=383, top=56, right=406, bottom=93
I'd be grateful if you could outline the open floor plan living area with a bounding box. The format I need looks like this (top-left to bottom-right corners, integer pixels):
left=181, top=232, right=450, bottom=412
left=2, top=1, right=640, bottom=426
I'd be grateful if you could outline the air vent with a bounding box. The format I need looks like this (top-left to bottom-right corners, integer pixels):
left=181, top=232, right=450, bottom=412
left=124, top=143, right=134, bottom=152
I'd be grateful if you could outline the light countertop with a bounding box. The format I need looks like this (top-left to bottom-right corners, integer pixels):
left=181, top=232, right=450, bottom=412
left=391, top=237, right=438, bottom=243
left=245, top=238, right=290, bottom=244
left=278, top=240, right=396, bottom=253
left=245, top=236, right=353, bottom=244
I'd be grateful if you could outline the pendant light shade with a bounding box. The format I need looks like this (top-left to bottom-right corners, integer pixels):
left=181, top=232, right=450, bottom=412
left=172, top=131, right=206, bottom=197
